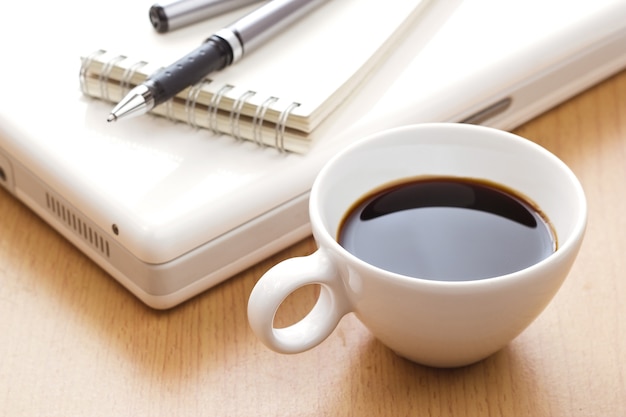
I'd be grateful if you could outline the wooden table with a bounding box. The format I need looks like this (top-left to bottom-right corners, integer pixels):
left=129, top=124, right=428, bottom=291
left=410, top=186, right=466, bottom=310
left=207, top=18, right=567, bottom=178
left=1, top=70, right=625, bottom=417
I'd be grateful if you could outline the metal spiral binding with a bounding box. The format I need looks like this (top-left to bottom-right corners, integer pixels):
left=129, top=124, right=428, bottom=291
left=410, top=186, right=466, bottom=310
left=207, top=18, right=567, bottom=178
left=119, top=59, right=148, bottom=95
left=229, top=90, right=256, bottom=141
left=79, top=49, right=106, bottom=96
left=164, top=96, right=176, bottom=121
left=185, top=80, right=209, bottom=129
left=252, top=96, right=278, bottom=147
left=275, top=102, right=300, bottom=152
left=207, top=84, right=234, bottom=134
left=79, top=50, right=303, bottom=152
left=98, top=54, right=127, bottom=102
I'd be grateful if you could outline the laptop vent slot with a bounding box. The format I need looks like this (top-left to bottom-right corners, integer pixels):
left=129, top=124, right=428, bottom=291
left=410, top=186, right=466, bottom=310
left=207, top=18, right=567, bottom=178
left=45, top=192, right=111, bottom=258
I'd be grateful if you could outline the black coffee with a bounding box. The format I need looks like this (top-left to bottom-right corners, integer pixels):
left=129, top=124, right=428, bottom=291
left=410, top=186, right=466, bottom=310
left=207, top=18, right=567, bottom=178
left=338, top=177, right=556, bottom=281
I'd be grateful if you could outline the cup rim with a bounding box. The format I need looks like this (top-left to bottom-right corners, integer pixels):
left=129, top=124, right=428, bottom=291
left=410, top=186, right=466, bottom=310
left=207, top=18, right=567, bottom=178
left=309, top=123, right=587, bottom=287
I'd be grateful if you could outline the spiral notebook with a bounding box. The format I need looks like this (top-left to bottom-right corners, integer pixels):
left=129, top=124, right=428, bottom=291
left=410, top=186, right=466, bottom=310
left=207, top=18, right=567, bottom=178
left=79, top=0, right=430, bottom=153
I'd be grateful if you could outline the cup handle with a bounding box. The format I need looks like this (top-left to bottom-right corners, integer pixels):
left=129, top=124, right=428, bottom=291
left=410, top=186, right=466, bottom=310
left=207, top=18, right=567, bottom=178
left=247, top=249, right=350, bottom=354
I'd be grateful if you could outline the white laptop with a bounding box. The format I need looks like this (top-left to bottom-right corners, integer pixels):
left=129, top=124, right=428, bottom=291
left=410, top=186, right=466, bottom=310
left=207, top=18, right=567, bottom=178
left=1, top=0, right=625, bottom=308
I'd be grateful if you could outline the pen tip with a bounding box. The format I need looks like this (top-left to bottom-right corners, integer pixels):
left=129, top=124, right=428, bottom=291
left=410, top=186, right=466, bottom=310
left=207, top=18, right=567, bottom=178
left=107, top=113, right=117, bottom=123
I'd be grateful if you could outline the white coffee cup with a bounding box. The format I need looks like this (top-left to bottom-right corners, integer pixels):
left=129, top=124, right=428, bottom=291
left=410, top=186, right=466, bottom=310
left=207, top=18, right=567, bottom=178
left=248, top=123, right=587, bottom=367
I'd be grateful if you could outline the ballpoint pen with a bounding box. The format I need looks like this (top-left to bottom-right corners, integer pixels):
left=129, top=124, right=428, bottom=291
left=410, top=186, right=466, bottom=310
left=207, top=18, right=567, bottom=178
left=149, top=0, right=262, bottom=33
left=108, top=0, right=328, bottom=122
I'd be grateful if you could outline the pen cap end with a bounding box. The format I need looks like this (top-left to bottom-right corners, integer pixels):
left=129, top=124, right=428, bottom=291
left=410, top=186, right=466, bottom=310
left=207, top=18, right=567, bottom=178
left=149, top=5, right=169, bottom=33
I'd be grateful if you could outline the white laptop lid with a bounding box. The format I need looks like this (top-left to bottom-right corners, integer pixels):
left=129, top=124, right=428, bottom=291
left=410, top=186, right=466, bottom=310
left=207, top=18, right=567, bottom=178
left=0, top=0, right=624, bottom=308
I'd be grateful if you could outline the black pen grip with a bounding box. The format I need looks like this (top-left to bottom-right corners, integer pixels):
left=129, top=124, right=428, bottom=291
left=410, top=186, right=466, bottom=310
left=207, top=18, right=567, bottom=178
left=146, top=36, right=233, bottom=106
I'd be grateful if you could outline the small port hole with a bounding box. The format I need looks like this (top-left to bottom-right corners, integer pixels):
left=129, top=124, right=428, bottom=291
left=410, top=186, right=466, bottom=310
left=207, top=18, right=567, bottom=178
left=0, top=166, right=6, bottom=182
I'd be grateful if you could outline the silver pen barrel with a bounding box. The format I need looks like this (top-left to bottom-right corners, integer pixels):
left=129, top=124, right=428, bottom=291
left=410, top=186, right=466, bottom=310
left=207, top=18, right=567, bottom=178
left=150, top=0, right=262, bottom=33
left=224, top=0, right=329, bottom=60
